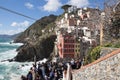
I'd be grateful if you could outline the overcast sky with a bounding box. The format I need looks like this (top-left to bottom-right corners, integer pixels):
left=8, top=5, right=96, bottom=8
left=0, top=0, right=104, bottom=35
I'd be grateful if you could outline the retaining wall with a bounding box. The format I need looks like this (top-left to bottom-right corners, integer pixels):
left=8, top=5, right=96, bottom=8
left=72, top=49, right=120, bottom=80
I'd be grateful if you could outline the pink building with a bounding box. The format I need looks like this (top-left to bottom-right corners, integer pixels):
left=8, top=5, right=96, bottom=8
left=57, top=33, right=75, bottom=58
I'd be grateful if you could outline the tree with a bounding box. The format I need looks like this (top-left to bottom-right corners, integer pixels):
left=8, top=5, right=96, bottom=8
left=109, top=16, right=120, bottom=39
left=108, top=1, right=120, bottom=39
left=104, top=0, right=120, bottom=41
left=61, top=4, right=71, bottom=12
left=84, top=46, right=101, bottom=64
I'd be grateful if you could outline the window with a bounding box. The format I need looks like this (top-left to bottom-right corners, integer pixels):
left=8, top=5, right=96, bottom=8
left=72, top=49, right=74, bottom=52
left=76, top=50, right=77, bottom=52
left=76, top=45, right=77, bottom=47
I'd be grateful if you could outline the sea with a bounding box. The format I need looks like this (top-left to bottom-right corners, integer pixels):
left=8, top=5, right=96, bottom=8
left=0, top=38, right=33, bottom=80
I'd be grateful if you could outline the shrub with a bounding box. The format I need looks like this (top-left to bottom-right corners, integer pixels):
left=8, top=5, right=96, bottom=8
left=104, top=43, right=113, bottom=47
left=113, top=41, right=120, bottom=48
left=85, top=46, right=101, bottom=64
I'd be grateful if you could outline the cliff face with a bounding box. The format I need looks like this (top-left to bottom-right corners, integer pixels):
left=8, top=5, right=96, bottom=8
left=14, top=14, right=57, bottom=62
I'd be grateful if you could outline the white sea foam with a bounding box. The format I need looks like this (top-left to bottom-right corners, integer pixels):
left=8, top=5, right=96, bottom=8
left=37, top=58, right=47, bottom=64
left=0, top=49, right=17, bottom=61
left=0, top=75, right=4, bottom=80
left=10, top=73, right=21, bottom=80
left=0, top=42, right=46, bottom=80
left=0, top=41, right=29, bottom=80
left=0, top=42, right=23, bottom=46
left=0, top=61, right=34, bottom=80
left=10, top=43, right=23, bottom=46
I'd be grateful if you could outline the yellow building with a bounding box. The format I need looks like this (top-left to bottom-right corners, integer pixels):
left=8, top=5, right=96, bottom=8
left=74, top=40, right=80, bottom=59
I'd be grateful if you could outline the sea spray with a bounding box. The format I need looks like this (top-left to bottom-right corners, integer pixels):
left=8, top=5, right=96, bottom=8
left=0, top=39, right=33, bottom=80
left=0, top=39, right=48, bottom=80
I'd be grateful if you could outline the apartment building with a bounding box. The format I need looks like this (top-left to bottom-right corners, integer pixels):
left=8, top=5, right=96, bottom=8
left=55, top=5, right=100, bottom=59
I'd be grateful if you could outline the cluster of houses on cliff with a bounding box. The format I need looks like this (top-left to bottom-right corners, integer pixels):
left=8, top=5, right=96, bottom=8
left=54, top=5, right=103, bottom=60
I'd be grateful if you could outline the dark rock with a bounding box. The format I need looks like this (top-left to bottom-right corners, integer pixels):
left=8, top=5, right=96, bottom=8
left=14, top=35, right=56, bottom=62
left=14, top=44, right=35, bottom=62
left=1, top=59, right=14, bottom=62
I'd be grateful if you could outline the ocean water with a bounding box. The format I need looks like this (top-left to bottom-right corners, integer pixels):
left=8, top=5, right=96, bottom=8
left=0, top=38, right=33, bottom=80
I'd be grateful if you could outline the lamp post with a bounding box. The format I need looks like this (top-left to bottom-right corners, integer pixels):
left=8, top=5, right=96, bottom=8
left=100, top=12, right=105, bottom=46
left=33, top=46, right=37, bottom=80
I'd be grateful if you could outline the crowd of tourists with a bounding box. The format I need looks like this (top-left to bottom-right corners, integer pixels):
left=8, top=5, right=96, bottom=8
left=21, top=58, right=83, bottom=80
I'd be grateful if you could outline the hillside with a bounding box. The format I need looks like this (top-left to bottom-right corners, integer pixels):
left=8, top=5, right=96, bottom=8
left=14, top=14, right=57, bottom=43
left=14, top=14, right=57, bottom=62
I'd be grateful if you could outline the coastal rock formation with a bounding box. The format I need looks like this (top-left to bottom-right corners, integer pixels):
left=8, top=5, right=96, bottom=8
left=14, top=14, right=57, bottom=62
left=15, top=35, right=56, bottom=62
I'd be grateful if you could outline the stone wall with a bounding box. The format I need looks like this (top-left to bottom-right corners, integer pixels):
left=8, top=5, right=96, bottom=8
left=100, top=47, right=118, bottom=58
left=72, top=49, right=120, bottom=80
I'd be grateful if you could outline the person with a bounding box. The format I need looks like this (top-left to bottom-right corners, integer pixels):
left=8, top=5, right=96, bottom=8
left=81, top=58, right=85, bottom=66
left=27, top=71, right=33, bottom=80
left=37, top=63, right=42, bottom=78
left=62, top=63, right=72, bottom=80
left=53, top=69, right=59, bottom=80
left=21, top=75, right=27, bottom=80
left=49, top=68, right=54, bottom=80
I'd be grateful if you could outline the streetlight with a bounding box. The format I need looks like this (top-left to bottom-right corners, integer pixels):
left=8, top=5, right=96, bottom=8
left=33, top=46, right=37, bottom=80
left=100, top=12, right=105, bottom=46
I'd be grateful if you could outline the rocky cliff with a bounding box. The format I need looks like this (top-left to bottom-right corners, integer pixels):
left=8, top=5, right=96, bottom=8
left=14, top=14, right=57, bottom=62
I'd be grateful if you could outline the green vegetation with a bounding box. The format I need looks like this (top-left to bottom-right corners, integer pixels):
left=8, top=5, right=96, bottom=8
left=104, top=41, right=120, bottom=48
left=85, top=8, right=120, bottom=65
left=113, top=41, right=120, bottom=48
left=14, top=15, right=57, bottom=43
left=85, top=41, right=120, bottom=65
left=103, top=43, right=113, bottom=47
left=85, top=46, right=101, bottom=65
